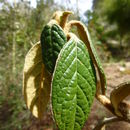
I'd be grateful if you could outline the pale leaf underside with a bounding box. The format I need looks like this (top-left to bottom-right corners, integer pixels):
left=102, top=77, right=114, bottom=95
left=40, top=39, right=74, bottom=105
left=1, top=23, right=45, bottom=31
left=23, top=42, right=51, bottom=119
left=110, top=81, right=130, bottom=117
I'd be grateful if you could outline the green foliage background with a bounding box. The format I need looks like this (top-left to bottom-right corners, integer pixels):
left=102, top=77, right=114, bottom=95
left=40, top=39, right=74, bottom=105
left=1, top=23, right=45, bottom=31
left=0, top=1, right=58, bottom=129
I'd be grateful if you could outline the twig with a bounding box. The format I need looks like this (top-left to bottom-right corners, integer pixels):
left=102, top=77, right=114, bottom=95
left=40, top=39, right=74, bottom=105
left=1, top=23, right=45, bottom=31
left=96, top=94, right=115, bottom=115
left=93, top=116, right=130, bottom=130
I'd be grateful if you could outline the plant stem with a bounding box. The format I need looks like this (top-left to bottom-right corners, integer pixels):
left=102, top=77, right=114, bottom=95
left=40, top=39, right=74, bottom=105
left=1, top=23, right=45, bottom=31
left=93, top=116, right=130, bottom=130
left=96, top=94, right=115, bottom=115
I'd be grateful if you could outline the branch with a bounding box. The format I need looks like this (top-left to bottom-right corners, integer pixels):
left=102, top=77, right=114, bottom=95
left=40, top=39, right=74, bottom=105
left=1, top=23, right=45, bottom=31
left=96, top=94, right=115, bottom=115
left=93, top=116, right=130, bottom=130
left=96, top=94, right=130, bottom=120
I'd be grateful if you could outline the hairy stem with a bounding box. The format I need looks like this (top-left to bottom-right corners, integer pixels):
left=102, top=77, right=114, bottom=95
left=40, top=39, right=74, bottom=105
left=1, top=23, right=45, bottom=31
left=96, top=94, right=115, bottom=115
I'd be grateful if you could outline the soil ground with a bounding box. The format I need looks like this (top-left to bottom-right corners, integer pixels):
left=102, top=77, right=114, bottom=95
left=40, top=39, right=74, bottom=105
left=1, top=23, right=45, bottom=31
left=23, top=62, right=130, bottom=130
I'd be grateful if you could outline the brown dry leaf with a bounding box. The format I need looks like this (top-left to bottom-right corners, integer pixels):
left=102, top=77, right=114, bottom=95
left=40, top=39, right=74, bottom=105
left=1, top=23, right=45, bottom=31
left=110, top=81, right=130, bottom=118
left=23, top=42, right=51, bottom=119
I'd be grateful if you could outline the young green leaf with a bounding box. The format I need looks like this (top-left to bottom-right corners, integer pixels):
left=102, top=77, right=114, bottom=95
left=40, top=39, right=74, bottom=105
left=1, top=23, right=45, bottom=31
left=23, top=42, right=51, bottom=119
left=66, top=21, right=106, bottom=95
left=110, top=81, right=130, bottom=118
left=40, top=24, right=67, bottom=73
left=52, top=35, right=96, bottom=130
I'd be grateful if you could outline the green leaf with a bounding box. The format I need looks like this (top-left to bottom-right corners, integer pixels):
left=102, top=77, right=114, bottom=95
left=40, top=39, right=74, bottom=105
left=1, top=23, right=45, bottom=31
left=40, top=23, right=67, bottom=73
left=23, top=42, right=51, bottom=119
left=66, top=21, right=106, bottom=94
left=52, top=36, right=96, bottom=130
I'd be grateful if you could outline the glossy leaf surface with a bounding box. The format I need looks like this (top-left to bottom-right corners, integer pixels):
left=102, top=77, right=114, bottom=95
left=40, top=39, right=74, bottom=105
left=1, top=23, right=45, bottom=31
left=67, top=21, right=106, bottom=94
left=52, top=37, right=96, bottom=130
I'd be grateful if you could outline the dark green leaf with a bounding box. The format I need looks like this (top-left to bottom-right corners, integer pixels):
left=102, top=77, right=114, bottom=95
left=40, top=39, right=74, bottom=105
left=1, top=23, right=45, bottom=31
left=40, top=24, right=67, bottom=73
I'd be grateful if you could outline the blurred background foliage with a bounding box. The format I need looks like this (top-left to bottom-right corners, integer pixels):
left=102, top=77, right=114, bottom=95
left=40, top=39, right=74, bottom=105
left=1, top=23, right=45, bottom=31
left=0, top=0, right=130, bottom=130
